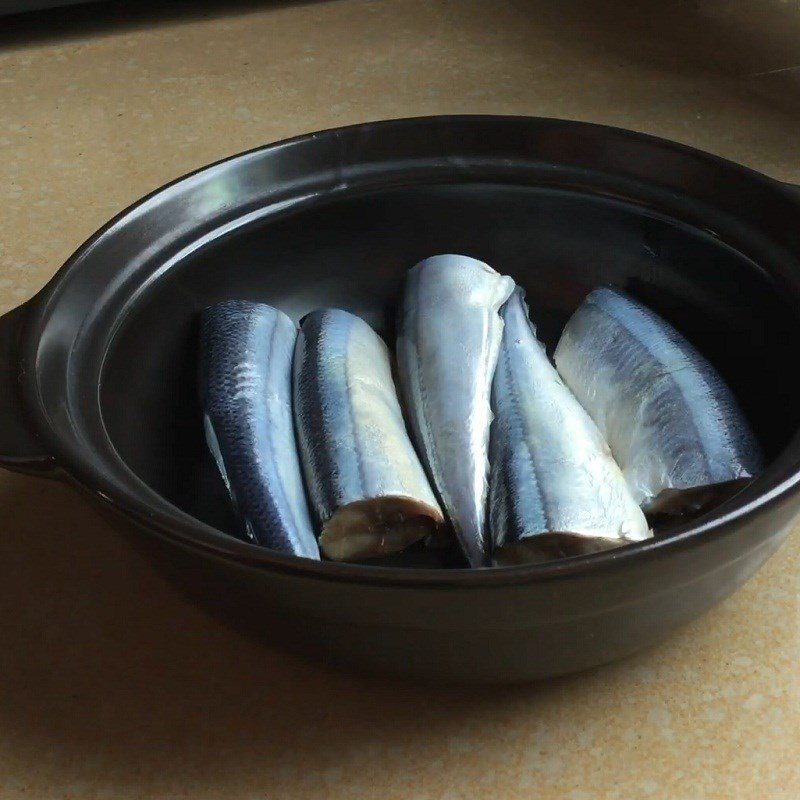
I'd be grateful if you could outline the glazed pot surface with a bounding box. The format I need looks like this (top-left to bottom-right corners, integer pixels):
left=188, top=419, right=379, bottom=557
left=2, top=117, right=799, bottom=681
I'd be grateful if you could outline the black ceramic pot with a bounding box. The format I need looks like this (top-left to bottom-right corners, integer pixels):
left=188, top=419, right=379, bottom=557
left=1, top=116, right=798, bottom=683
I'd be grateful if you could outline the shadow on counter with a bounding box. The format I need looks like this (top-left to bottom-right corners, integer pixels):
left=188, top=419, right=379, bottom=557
left=0, top=0, right=325, bottom=50
left=532, top=0, right=800, bottom=116
left=3, top=0, right=798, bottom=118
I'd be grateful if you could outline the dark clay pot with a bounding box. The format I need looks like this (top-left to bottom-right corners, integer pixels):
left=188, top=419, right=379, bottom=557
left=2, top=116, right=799, bottom=682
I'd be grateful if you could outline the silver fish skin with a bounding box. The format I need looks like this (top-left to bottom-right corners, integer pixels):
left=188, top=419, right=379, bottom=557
left=293, top=309, right=444, bottom=561
left=554, top=287, right=763, bottom=514
left=489, top=288, right=650, bottom=565
left=396, top=254, right=515, bottom=567
left=200, top=301, right=319, bottom=559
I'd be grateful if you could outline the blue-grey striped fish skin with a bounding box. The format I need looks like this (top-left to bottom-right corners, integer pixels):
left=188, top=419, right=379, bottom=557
left=396, top=254, right=515, bottom=567
left=554, top=287, right=763, bottom=514
left=489, top=288, right=650, bottom=564
left=293, top=309, right=444, bottom=561
left=199, top=301, right=319, bottom=560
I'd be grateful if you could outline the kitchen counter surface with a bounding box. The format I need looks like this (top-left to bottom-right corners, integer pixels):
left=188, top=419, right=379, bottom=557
left=1, top=1, right=798, bottom=798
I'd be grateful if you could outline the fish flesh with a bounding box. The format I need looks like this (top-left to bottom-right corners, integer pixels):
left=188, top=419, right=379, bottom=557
left=489, top=288, right=650, bottom=565
left=554, top=287, right=763, bottom=515
left=396, top=254, right=515, bottom=567
left=293, top=309, right=444, bottom=561
left=199, top=300, right=319, bottom=559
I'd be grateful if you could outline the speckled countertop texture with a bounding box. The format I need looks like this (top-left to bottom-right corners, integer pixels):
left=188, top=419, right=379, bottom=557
left=1, top=1, right=799, bottom=798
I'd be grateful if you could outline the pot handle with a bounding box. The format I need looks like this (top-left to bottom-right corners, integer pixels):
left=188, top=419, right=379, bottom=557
left=0, top=303, right=54, bottom=474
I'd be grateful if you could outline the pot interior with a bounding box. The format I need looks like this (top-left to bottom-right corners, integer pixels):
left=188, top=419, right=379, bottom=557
left=98, top=182, right=800, bottom=557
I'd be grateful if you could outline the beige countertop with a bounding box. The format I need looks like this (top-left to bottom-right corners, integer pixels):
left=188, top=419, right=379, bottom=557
left=1, top=1, right=799, bottom=797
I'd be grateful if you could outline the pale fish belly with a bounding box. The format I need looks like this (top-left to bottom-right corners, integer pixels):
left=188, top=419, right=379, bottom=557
left=554, top=287, right=763, bottom=515
left=294, top=308, right=444, bottom=561
left=490, top=287, right=650, bottom=565
left=396, top=254, right=515, bottom=567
